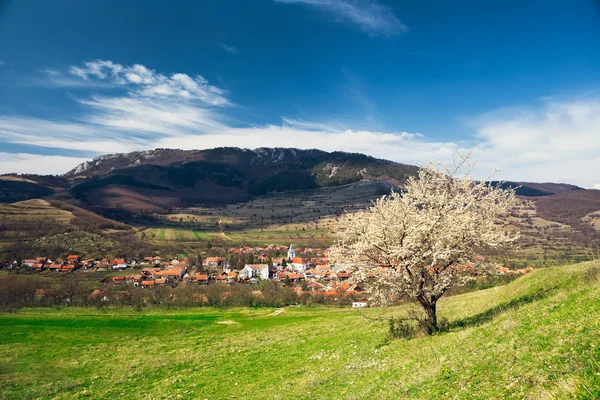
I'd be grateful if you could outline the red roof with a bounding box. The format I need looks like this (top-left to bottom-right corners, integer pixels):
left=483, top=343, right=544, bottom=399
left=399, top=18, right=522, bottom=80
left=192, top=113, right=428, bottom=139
left=291, top=258, right=306, bottom=264
left=158, top=270, right=182, bottom=276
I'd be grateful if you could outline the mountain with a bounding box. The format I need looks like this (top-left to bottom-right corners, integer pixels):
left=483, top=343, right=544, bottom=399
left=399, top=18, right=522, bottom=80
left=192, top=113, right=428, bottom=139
left=488, top=181, right=582, bottom=197
left=64, top=147, right=419, bottom=213
left=1, top=147, right=600, bottom=261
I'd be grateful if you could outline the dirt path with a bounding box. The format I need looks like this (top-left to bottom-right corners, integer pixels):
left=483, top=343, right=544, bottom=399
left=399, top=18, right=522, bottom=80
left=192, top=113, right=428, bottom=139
left=266, top=308, right=286, bottom=317
left=218, top=218, right=231, bottom=240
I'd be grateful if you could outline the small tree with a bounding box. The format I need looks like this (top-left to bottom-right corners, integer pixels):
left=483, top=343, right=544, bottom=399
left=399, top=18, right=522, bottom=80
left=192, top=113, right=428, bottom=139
left=330, top=154, right=518, bottom=332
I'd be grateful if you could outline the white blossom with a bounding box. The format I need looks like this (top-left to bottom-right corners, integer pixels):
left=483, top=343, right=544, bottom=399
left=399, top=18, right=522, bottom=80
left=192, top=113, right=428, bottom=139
left=330, top=153, right=519, bottom=329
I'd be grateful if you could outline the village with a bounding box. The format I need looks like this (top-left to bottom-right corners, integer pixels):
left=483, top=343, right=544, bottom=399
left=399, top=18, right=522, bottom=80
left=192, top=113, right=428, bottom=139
left=11, top=244, right=377, bottom=305
left=8, top=243, right=536, bottom=308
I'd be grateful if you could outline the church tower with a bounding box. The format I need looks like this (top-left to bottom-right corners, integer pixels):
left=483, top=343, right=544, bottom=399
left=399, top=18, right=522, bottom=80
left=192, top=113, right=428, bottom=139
left=287, top=244, right=295, bottom=260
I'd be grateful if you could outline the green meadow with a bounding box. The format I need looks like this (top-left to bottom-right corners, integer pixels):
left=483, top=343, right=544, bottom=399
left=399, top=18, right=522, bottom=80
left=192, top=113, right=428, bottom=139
left=1, top=262, right=599, bottom=399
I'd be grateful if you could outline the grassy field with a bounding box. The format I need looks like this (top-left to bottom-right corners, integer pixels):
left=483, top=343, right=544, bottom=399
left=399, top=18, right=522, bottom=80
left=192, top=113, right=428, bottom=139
left=1, top=262, right=599, bottom=399
left=141, top=225, right=332, bottom=246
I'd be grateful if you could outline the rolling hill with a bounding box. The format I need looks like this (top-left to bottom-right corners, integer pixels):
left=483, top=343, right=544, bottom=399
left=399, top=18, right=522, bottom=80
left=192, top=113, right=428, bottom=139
left=0, top=261, right=598, bottom=398
left=1, top=147, right=600, bottom=261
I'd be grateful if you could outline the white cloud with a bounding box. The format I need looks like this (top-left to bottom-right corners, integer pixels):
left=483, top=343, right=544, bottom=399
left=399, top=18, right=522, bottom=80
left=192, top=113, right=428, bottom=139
left=469, top=99, right=600, bottom=187
left=0, top=153, right=89, bottom=175
left=274, top=0, right=407, bottom=37
left=0, top=115, right=148, bottom=154
left=220, top=44, right=239, bottom=54
left=65, top=60, right=229, bottom=105
left=3, top=60, right=600, bottom=188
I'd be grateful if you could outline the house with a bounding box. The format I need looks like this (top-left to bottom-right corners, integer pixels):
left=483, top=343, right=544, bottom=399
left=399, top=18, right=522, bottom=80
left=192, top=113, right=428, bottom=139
left=111, top=259, right=127, bottom=270
left=61, top=265, right=75, bottom=272
left=157, top=268, right=185, bottom=279
left=202, top=257, right=224, bottom=268
left=21, top=259, right=37, bottom=267
left=196, top=274, right=209, bottom=284
left=226, top=271, right=238, bottom=283
left=149, top=256, right=160, bottom=265
left=155, top=278, right=167, bottom=285
left=141, top=280, right=155, bottom=288
left=67, top=255, right=79, bottom=263
left=239, top=264, right=269, bottom=281
left=352, top=301, right=369, bottom=308
left=31, top=263, right=44, bottom=271
left=290, top=257, right=307, bottom=272
left=271, top=257, right=284, bottom=269
left=306, top=281, right=326, bottom=292
left=112, top=275, right=127, bottom=282
left=49, top=262, right=62, bottom=271
left=337, top=271, right=351, bottom=281
left=287, top=273, right=305, bottom=282
left=276, top=271, right=288, bottom=281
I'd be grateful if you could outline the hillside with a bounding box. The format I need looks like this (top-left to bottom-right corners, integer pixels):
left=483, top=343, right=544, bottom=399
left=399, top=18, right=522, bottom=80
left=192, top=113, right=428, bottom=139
left=0, top=175, right=70, bottom=203
left=0, top=261, right=598, bottom=399
left=0, top=199, right=133, bottom=258
left=1, top=147, right=600, bottom=261
left=66, top=148, right=418, bottom=213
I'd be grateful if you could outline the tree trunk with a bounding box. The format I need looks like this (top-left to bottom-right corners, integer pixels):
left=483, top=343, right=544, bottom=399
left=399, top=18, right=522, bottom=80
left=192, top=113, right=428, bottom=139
left=419, top=299, right=438, bottom=334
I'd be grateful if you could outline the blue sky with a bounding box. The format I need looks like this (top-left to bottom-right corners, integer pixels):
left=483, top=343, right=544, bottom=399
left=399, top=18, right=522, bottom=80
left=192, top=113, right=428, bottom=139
left=1, top=0, right=600, bottom=186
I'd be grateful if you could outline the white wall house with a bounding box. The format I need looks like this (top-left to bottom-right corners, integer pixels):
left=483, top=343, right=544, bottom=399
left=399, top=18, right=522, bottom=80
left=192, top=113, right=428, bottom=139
left=240, top=264, right=269, bottom=280
left=289, top=258, right=307, bottom=272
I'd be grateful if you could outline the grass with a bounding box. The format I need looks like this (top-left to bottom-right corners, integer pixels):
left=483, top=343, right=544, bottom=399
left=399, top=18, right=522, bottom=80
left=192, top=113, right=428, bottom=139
left=1, top=262, right=599, bottom=399
left=141, top=225, right=331, bottom=246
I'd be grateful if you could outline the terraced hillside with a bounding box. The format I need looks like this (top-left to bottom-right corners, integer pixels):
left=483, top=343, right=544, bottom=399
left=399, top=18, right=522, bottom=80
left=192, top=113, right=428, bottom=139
left=1, top=261, right=598, bottom=399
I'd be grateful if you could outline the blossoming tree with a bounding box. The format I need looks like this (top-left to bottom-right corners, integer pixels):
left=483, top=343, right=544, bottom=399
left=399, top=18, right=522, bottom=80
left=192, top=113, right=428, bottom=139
left=330, top=155, right=519, bottom=332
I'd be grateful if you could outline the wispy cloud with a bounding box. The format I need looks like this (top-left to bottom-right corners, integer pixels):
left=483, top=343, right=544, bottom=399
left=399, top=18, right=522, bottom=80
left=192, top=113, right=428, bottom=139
left=3, top=60, right=600, bottom=188
left=220, top=44, right=239, bottom=54
left=67, top=60, right=230, bottom=105
left=274, top=0, right=407, bottom=37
